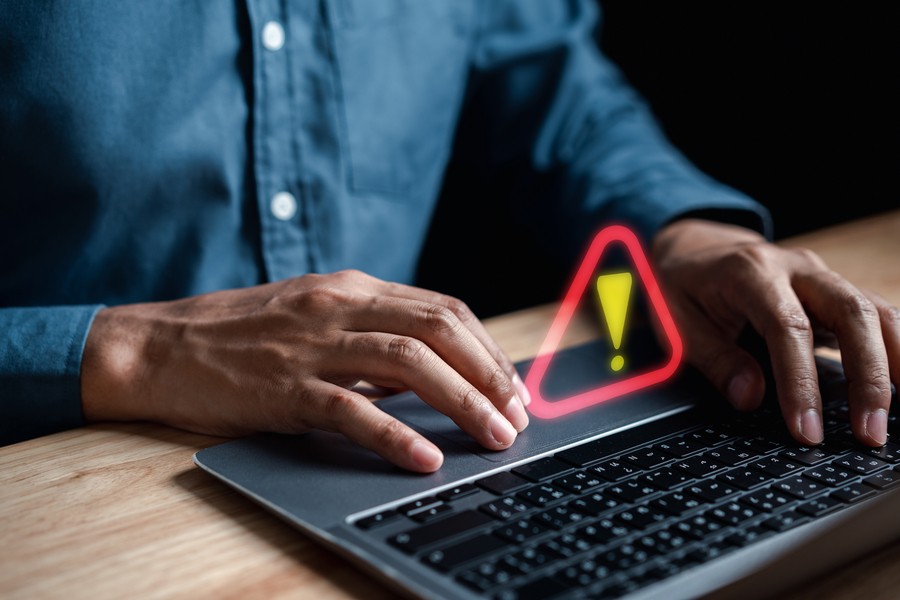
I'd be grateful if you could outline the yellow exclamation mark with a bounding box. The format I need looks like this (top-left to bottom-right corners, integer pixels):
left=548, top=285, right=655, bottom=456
left=595, top=272, right=633, bottom=372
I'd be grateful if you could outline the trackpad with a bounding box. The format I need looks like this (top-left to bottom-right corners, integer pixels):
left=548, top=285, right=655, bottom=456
left=378, top=340, right=696, bottom=463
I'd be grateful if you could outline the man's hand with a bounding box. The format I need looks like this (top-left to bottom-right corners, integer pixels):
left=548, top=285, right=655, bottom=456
left=652, top=219, right=899, bottom=447
left=81, top=270, right=530, bottom=473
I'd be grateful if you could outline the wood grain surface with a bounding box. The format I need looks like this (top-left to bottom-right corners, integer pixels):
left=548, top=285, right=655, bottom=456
left=2, top=211, right=899, bottom=600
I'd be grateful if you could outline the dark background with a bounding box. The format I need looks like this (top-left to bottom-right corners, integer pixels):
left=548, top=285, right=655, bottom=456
left=417, top=2, right=899, bottom=319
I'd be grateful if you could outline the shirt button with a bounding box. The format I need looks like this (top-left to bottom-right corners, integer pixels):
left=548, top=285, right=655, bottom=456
left=270, top=192, right=297, bottom=221
left=262, top=21, right=285, bottom=51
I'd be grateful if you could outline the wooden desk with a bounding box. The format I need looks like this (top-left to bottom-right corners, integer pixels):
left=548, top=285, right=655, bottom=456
left=3, top=211, right=900, bottom=600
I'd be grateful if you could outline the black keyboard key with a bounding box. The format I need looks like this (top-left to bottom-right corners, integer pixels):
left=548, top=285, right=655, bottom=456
left=675, top=454, right=725, bottom=477
left=733, top=436, right=781, bottom=456
left=480, top=496, right=531, bottom=521
left=478, top=472, right=531, bottom=496
left=831, top=482, right=878, bottom=503
left=740, top=487, right=792, bottom=512
left=531, top=505, right=587, bottom=530
left=498, top=575, right=568, bottom=600
left=355, top=509, right=401, bottom=530
left=797, top=495, right=844, bottom=518
left=655, top=436, right=704, bottom=458
left=864, top=468, right=900, bottom=490
left=556, top=557, right=612, bottom=588
left=614, top=504, right=666, bottom=529
left=864, top=442, right=900, bottom=464
left=606, top=479, right=658, bottom=503
left=642, top=468, right=693, bottom=491
left=503, top=546, right=557, bottom=570
left=706, top=445, right=754, bottom=467
left=552, top=471, right=604, bottom=494
left=673, top=514, right=724, bottom=540
left=495, top=519, right=551, bottom=543
left=834, top=452, right=889, bottom=475
left=398, top=496, right=441, bottom=515
left=749, top=455, right=803, bottom=478
left=761, top=510, right=810, bottom=532
left=574, top=518, right=631, bottom=545
left=778, top=446, right=831, bottom=466
left=623, top=447, right=675, bottom=470
left=687, top=479, right=739, bottom=502
left=805, top=464, right=857, bottom=487
left=437, top=483, right=479, bottom=501
left=771, top=477, right=827, bottom=499
left=708, top=501, right=760, bottom=526
left=651, top=490, right=704, bottom=516
left=513, top=458, right=574, bottom=483
left=540, top=532, right=593, bottom=558
left=590, top=459, right=641, bottom=481
left=598, top=542, right=650, bottom=570
left=389, top=509, right=493, bottom=553
left=717, top=467, right=770, bottom=490
left=517, top=484, right=568, bottom=507
left=423, top=533, right=511, bottom=572
left=412, top=503, right=454, bottom=523
left=570, top=492, right=621, bottom=516
left=688, top=426, right=733, bottom=446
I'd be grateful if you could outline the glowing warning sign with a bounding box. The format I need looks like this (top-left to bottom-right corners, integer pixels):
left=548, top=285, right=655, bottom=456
left=524, top=225, right=683, bottom=419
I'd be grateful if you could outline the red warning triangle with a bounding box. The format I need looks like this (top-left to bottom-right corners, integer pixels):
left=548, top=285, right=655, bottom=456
left=524, top=225, right=683, bottom=419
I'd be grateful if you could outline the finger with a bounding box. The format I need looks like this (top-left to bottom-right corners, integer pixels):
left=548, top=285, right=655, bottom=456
left=673, top=297, right=766, bottom=411
left=308, top=381, right=444, bottom=473
left=794, top=271, right=892, bottom=446
left=727, top=273, right=824, bottom=445
left=334, top=332, right=520, bottom=451
left=345, top=295, right=527, bottom=430
left=373, top=280, right=531, bottom=405
left=865, top=289, right=900, bottom=388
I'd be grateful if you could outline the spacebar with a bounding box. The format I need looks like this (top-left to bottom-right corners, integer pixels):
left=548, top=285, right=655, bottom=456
left=389, top=510, right=494, bottom=554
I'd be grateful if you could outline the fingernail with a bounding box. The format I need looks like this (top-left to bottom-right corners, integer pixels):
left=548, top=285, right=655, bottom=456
left=799, top=409, right=824, bottom=444
left=504, top=395, right=530, bottom=432
left=489, top=412, right=517, bottom=447
left=410, top=440, right=443, bottom=471
left=513, top=374, right=532, bottom=406
left=865, top=409, right=888, bottom=446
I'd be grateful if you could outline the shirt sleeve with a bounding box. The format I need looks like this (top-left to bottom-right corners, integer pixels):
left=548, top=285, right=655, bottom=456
left=460, top=0, right=773, bottom=265
left=0, top=305, right=103, bottom=445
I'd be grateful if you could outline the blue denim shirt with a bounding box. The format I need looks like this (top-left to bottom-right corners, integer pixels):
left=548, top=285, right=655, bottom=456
left=0, top=0, right=770, bottom=443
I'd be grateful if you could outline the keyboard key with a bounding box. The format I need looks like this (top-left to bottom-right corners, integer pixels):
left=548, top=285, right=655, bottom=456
left=613, top=504, right=666, bottom=529
left=623, top=447, right=675, bottom=470
left=805, top=464, right=856, bottom=487
left=687, top=479, right=740, bottom=502
left=495, top=519, right=551, bottom=543
left=540, top=532, right=593, bottom=558
left=651, top=491, right=704, bottom=516
left=513, top=458, right=574, bottom=483
left=771, top=476, right=827, bottom=499
left=797, top=495, right=844, bottom=518
left=423, top=533, right=511, bottom=572
left=411, top=503, right=454, bottom=523
left=517, top=484, right=568, bottom=507
left=674, top=454, right=726, bottom=477
left=590, top=459, right=641, bottom=481
left=497, top=575, right=568, bottom=600
left=606, top=480, right=658, bottom=503
left=531, top=505, right=587, bottom=530
left=574, top=518, right=631, bottom=545
left=864, top=468, right=900, bottom=490
left=398, top=496, right=441, bottom=516
left=864, top=442, right=900, bottom=464
left=778, top=446, right=831, bottom=466
left=761, top=509, right=810, bottom=532
left=641, top=468, right=693, bottom=491
left=389, top=510, right=493, bottom=553
left=708, top=501, right=760, bottom=526
left=478, top=472, right=531, bottom=496
left=716, top=467, right=770, bottom=490
left=569, top=492, right=621, bottom=516
left=706, top=445, right=754, bottom=466
left=654, top=436, right=704, bottom=458
left=733, top=436, right=781, bottom=456
left=437, top=483, right=479, bottom=501
left=831, top=482, right=878, bottom=504
left=749, top=455, right=803, bottom=478
left=480, top=496, right=531, bottom=521
left=834, top=453, right=889, bottom=475
left=355, top=509, right=401, bottom=530
left=740, top=488, right=792, bottom=512
left=552, top=471, right=604, bottom=494
left=673, top=514, right=724, bottom=540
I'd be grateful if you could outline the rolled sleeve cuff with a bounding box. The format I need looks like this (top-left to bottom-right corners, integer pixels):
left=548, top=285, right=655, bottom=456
left=0, top=305, right=104, bottom=445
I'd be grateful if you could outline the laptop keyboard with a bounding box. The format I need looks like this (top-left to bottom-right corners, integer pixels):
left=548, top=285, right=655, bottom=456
left=352, top=360, right=899, bottom=599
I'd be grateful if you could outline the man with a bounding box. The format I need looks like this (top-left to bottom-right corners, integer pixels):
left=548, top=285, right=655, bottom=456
left=1, top=1, right=896, bottom=472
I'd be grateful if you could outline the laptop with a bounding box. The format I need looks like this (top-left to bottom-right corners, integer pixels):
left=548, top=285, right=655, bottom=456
left=193, top=323, right=900, bottom=600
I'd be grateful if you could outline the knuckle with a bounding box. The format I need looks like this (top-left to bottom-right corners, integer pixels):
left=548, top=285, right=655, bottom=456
left=839, top=291, right=879, bottom=324
left=457, top=385, right=485, bottom=415
left=322, top=389, right=360, bottom=422
left=881, top=304, right=900, bottom=329
left=792, top=247, right=828, bottom=270
left=421, top=304, right=460, bottom=336
left=373, top=418, right=408, bottom=450
left=483, top=365, right=511, bottom=399
left=386, top=336, right=429, bottom=367
left=770, top=307, right=813, bottom=339
left=444, top=296, right=474, bottom=322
